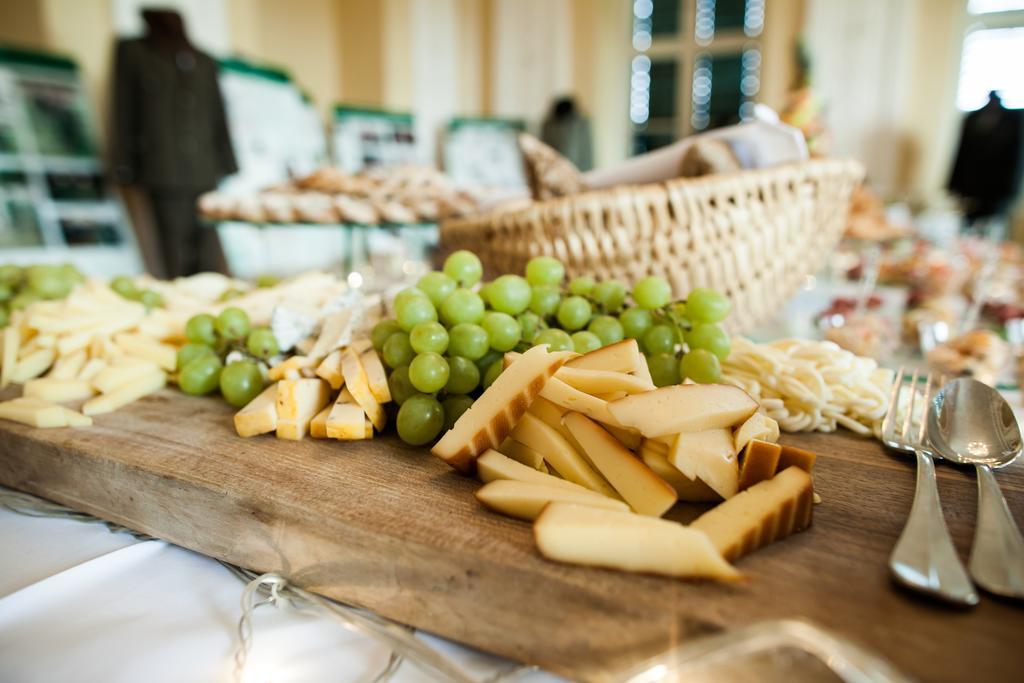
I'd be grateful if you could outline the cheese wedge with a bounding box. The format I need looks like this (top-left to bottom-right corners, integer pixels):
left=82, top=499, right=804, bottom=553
left=476, top=448, right=588, bottom=491
left=315, top=350, right=345, bottom=389
left=534, top=503, right=739, bottom=580
left=691, top=466, right=814, bottom=561
left=526, top=395, right=572, bottom=441
left=734, top=412, right=780, bottom=452
left=565, top=339, right=643, bottom=373
left=310, top=405, right=332, bottom=438
left=61, top=407, right=93, bottom=427
left=268, top=356, right=317, bottom=381
left=339, top=348, right=386, bottom=431
left=48, top=350, right=87, bottom=380
left=608, top=384, right=758, bottom=437
left=92, top=359, right=162, bottom=394
left=639, top=446, right=721, bottom=502
left=10, top=348, right=56, bottom=383
left=114, top=333, right=177, bottom=371
left=668, top=428, right=739, bottom=499
left=563, top=412, right=677, bottom=516
left=497, top=438, right=547, bottom=471
left=234, top=383, right=278, bottom=437
left=275, top=378, right=331, bottom=438
left=511, top=412, right=619, bottom=498
left=1, top=323, right=22, bottom=387
left=433, top=346, right=573, bottom=473
left=326, top=388, right=367, bottom=439
left=555, top=366, right=655, bottom=395
left=476, top=480, right=629, bottom=521
left=0, top=397, right=68, bottom=427
left=23, top=378, right=95, bottom=403
left=539, top=376, right=623, bottom=427
left=778, top=444, right=817, bottom=473
left=738, top=439, right=782, bottom=491
left=307, top=310, right=356, bottom=359
left=82, top=371, right=166, bottom=415
left=360, top=348, right=391, bottom=403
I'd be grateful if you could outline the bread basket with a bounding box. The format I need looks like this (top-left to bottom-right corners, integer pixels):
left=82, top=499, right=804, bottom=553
left=440, top=159, right=865, bottom=332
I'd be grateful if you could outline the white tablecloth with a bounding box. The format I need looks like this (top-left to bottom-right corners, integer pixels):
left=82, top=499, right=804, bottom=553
left=0, top=506, right=561, bottom=683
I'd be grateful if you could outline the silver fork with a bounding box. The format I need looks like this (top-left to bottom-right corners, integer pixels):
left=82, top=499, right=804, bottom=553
left=881, top=368, right=979, bottom=606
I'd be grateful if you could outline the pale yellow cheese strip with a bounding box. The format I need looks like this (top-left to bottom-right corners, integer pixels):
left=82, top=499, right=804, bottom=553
left=733, top=412, right=780, bottom=452
left=307, top=310, right=355, bottom=359
left=10, top=348, right=56, bottom=384
left=1, top=323, right=21, bottom=387
left=114, top=333, right=177, bottom=371
left=639, top=446, right=721, bottom=503
left=526, top=395, right=572, bottom=442
left=668, top=429, right=739, bottom=500
left=477, top=449, right=590, bottom=492
left=555, top=365, right=654, bottom=395
left=310, top=405, right=332, bottom=439
left=497, top=438, right=546, bottom=471
left=0, top=397, right=68, bottom=427
left=339, top=348, right=385, bottom=431
left=314, top=350, right=345, bottom=390
left=359, top=348, right=391, bottom=404
left=564, top=339, right=643, bottom=373
left=92, top=359, right=162, bottom=394
left=234, top=383, right=278, bottom=437
left=23, top=378, right=95, bottom=403
left=511, top=413, right=620, bottom=499
left=56, top=310, right=146, bottom=355
left=61, top=407, right=93, bottom=427
left=268, top=356, right=317, bottom=381
left=48, top=350, right=87, bottom=380
left=77, top=358, right=107, bottom=383
left=476, top=480, right=629, bottom=521
left=83, top=371, right=166, bottom=416
left=539, top=376, right=624, bottom=428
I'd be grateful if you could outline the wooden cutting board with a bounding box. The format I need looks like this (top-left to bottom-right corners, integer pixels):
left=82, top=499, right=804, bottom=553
left=0, top=387, right=1021, bottom=682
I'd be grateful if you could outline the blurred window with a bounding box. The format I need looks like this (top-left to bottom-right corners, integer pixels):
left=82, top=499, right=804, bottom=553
left=957, top=2, right=1024, bottom=110
left=968, top=0, right=1024, bottom=13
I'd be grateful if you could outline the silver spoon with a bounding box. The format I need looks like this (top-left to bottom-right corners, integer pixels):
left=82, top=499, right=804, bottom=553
left=928, top=377, right=1024, bottom=598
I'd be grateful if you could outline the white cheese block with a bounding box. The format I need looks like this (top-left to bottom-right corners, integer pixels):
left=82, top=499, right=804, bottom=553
left=555, top=365, right=654, bottom=395
left=432, top=346, right=573, bottom=473
left=326, top=388, right=367, bottom=439
left=510, top=413, right=620, bottom=499
left=564, top=339, right=643, bottom=373
left=339, top=348, right=385, bottom=431
left=234, top=383, right=278, bottom=437
left=23, top=378, right=95, bottom=403
left=0, top=397, right=68, bottom=428
left=82, top=371, right=166, bottom=416
left=733, top=412, right=780, bottom=452
left=562, top=412, right=677, bottom=517
left=668, top=428, right=739, bottom=500
left=533, top=503, right=739, bottom=580
left=638, top=446, right=721, bottom=502
left=539, top=376, right=624, bottom=428
left=476, top=480, right=629, bottom=521
left=275, top=378, right=331, bottom=431
left=476, top=449, right=588, bottom=492
left=10, top=348, right=56, bottom=384
left=607, top=384, right=758, bottom=437
left=310, top=404, right=332, bottom=439
left=114, top=333, right=177, bottom=371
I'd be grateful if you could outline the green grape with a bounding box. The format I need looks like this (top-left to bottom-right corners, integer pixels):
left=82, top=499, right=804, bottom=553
left=9, top=291, right=38, bottom=311
left=633, top=276, right=672, bottom=310
left=185, top=313, right=218, bottom=345
left=396, top=394, right=445, bottom=445
left=440, top=288, right=485, bottom=326
left=371, top=319, right=402, bottom=351
left=59, top=263, right=84, bottom=285
left=517, top=312, right=541, bottom=342
left=394, top=286, right=428, bottom=309
left=219, top=288, right=244, bottom=302
left=483, top=359, right=503, bottom=388
left=668, top=302, right=688, bottom=320
left=256, top=274, right=280, bottom=288
left=587, top=315, right=624, bottom=346
left=592, top=280, right=626, bottom=313
left=442, top=394, right=475, bottom=431
left=474, top=349, right=504, bottom=374
left=382, top=332, right=415, bottom=368
left=409, top=352, right=450, bottom=393
left=619, top=307, right=653, bottom=339
left=646, top=353, right=681, bottom=387
left=680, top=348, right=721, bottom=384
left=176, top=342, right=215, bottom=370
left=443, top=250, right=483, bottom=287
left=529, top=285, right=561, bottom=317
left=686, top=322, right=731, bottom=360
left=525, top=256, right=565, bottom=286
left=686, top=288, right=731, bottom=323
left=387, top=365, right=417, bottom=405
left=139, top=289, right=163, bottom=310
left=571, top=331, right=602, bottom=354
left=220, top=360, right=264, bottom=408
left=568, top=276, right=595, bottom=296
left=488, top=275, right=532, bottom=315
left=533, top=328, right=574, bottom=352
left=0, top=264, right=23, bottom=287
left=0, top=284, right=11, bottom=302
left=395, top=295, right=438, bottom=331
left=642, top=324, right=678, bottom=355
left=445, top=356, right=480, bottom=394
left=417, top=271, right=457, bottom=307
left=246, top=328, right=279, bottom=359
left=448, top=323, right=490, bottom=360
left=410, top=321, right=449, bottom=354
left=179, top=355, right=223, bottom=396
left=556, top=296, right=592, bottom=331
left=27, top=265, right=71, bottom=300
left=216, top=307, right=251, bottom=340
left=482, top=311, right=521, bottom=352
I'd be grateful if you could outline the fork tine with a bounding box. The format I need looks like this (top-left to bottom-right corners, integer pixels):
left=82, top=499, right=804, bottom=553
left=882, top=365, right=904, bottom=443
left=916, top=373, right=934, bottom=447
left=901, top=369, right=919, bottom=444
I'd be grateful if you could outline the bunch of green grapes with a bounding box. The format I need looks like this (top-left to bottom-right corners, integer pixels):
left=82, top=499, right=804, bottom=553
left=109, top=275, right=164, bottom=310
left=374, top=250, right=733, bottom=446
left=178, top=307, right=279, bottom=408
left=0, top=263, right=84, bottom=327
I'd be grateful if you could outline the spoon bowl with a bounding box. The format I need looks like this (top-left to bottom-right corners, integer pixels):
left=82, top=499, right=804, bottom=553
left=928, top=378, right=1022, bottom=469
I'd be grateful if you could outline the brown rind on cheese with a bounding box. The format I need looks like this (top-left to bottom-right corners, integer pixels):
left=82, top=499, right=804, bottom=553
left=432, top=346, right=573, bottom=474
left=738, top=439, right=782, bottom=491
left=691, top=466, right=814, bottom=562
left=778, top=444, right=817, bottom=473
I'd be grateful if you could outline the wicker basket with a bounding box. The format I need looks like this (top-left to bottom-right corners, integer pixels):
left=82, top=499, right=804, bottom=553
left=441, top=159, right=865, bottom=332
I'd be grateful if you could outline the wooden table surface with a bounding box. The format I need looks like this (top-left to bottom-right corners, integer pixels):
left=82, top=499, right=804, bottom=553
left=0, top=387, right=1021, bottom=682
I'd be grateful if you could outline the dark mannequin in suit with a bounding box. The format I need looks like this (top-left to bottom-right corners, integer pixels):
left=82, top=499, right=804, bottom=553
left=112, top=10, right=237, bottom=276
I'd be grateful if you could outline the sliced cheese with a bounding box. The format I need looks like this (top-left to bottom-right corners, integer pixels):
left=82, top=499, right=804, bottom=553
left=497, top=438, right=547, bottom=471
left=734, top=412, right=780, bottom=452
left=778, top=444, right=817, bottom=473
left=359, top=348, right=391, bottom=403
left=61, top=407, right=93, bottom=427
left=10, top=348, right=56, bottom=383
left=92, top=358, right=162, bottom=394
left=539, top=376, right=623, bottom=427
left=82, top=371, right=166, bottom=415
left=562, top=412, right=677, bottom=517
left=310, top=405, right=332, bottom=438
left=23, top=378, right=95, bottom=403
left=565, top=339, right=643, bottom=373
left=0, top=397, right=68, bottom=427
left=638, top=446, right=721, bottom=502
left=527, top=395, right=572, bottom=441
left=476, top=480, right=629, bottom=521
left=432, top=346, right=573, bottom=473
left=476, top=448, right=588, bottom=491
left=76, top=358, right=107, bottom=383
left=307, top=310, right=357, bottom=359
left=340, top=348, right=386, bottom=431
left=114, top=333, right=177, bottom=371
left=275, top=378, right=331, bottom=439
left=326, top=388, right=367, bottom=440
left=1, top=323, right=22, bottom=387
left=268, top=356, right=317, bottom=382
left=48, top=350, right=87, bottom=380
left=510, top=412, right=620, bottom=499
left=691, top=466, right=814, bottom=562
left=604, top=424, right=643, bottom=450
left=534, top=503, right=739, bottom=580
left=555, top=365, right=654, bottom=395
left=315, top=350, right=345, bottom=390
left=234, top=383, right=278, bottom=437
left=738, top=439, right=782, bottom=491
left=668, top=428, right=739, bottom=500
left=608, top=384, right=758, bottom=437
